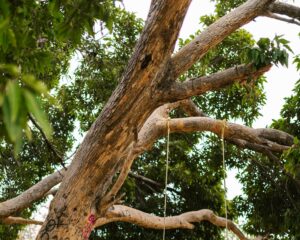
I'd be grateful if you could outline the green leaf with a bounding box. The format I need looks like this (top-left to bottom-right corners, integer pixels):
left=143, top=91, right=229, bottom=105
left=0, top=94, right=3, bottom=106
left=23, top=89, right=52, bottom=139
left=0, top=0, right=10, bottom=18
left=22, top=74, right=48, bottom=94
left=6, top=81, right=21, bottom=122
left=7, top=28, right=16, bottom=47
left=24, top=123, right=32, bottom=141
left=0, top=64, right=20, bottom=76
left=2, top=95, right=22, bottom=142
left=0, top=18, right=9, bottom=30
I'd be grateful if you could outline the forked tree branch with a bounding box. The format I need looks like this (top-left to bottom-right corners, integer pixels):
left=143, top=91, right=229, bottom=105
left=268, top=2, right=300, bottom=20
left=170, top=0, right=274, bottom=76
left=95, top=205, right=254, bottom=240
left=265, top=11, right=300, bottom=26
left=1, top=216, right=43, bottom=225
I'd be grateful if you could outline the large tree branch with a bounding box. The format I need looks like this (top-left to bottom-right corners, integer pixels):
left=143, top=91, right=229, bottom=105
left=0, top=169, right=65, bottom=219
left=38, top=2, right=194, bottom=236
left=1, top=216, right=43, bottom=225
left=166, top=64, right=271, bottom=101
left=170, top=0, right=275, bottom=76
left=95, top=205, right=253, bottom=240
left=268, top=2, right=300, bottom=20
left=265, top=11, right=300, bottom=26
left=163, top=117, right=292, bottom=151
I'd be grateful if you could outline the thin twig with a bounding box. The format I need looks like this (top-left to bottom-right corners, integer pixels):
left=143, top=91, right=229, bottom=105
left=265, top=11, right=300, bottom=26
left=29, top=114, right=67, bottom=170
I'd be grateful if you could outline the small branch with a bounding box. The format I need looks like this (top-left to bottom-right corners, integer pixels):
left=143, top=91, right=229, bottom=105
left=166, top=64, right=271, bottom=101
left=265, top=11, right=300, bottom=26
left=268, top=2, right=300, bottom=21
left=1, top=216, right=43, bottom=225
left=96, top=205, right=253, bottom=240
left=170, top=0, right=274, bottom=76
left=128, top=172, right=181, bottom=194
left=179, top=99, right=208, bottom=117
left=29, top=115, right=67, bottom=169
left=0, top=169, right=65, bottom=218
left=45, top=187, right=59, bottom=197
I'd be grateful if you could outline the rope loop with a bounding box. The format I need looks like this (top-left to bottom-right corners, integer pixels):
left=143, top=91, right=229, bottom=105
left=163, top=117, right=171, bottom=240
left=221, top=119, right=228, bottom=239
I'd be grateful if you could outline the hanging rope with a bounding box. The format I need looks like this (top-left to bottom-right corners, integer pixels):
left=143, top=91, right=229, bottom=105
left=221, top=119, right=228, bottom=239
left=163, top=117, right=171, bottom=240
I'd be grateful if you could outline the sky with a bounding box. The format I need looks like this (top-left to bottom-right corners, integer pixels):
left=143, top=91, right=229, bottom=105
left=122, top=0, right=300, bottom=199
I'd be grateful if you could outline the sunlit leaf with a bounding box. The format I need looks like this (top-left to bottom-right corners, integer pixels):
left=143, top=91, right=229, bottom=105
left=23, top=90, right=52, bottom=139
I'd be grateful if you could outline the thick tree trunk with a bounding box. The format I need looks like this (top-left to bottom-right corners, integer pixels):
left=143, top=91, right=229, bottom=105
left=36, top=1, right=191, bottom=239
left=36, top=0, right=276, bottom=239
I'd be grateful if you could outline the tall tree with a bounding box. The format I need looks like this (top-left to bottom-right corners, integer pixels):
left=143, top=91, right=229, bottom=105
left=1, top=0, right=300, bottom=239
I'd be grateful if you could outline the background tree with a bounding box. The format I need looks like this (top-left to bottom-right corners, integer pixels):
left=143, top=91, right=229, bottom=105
left=0, top=0, right=300, bottom=239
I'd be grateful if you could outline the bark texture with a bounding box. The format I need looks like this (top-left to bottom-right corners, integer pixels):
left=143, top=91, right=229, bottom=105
left=269, top=2, right=300, bottom=20
left=36, top=1, right=192, bottom=239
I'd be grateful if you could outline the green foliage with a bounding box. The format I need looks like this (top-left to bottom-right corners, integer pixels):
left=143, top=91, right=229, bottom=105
left=68, top=8, right=144, bottom=131
left=244, top=35, right=292, bottom=69
left=0, top=0, right=118, bottom=154
left=0, top=71, right=52, bottom=155
left=0, top=0, right=116, bottom=237
left=179, top=21, right=265, bottom=126
left=211, top=0, right=247, bottom=17
left=232, top=32, right=300, bottom=239
left=233, top=154, right=300, bottom=239
left=282, top=137, right=300, bottom=178
left=48, top=0, right=118, bottom=44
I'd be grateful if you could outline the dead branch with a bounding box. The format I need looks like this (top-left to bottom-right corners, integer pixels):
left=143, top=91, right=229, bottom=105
left=1, top=216, right=43, bottom=225
left=95, top=205, right=252, bottom=240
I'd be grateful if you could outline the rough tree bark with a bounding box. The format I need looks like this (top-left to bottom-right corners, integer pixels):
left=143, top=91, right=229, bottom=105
left=1, top=0, right=300, bottom=239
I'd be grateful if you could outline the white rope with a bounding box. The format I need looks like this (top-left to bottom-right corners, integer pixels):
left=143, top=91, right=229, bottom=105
left=163, top=117, right=170, bottom=240
left=221, top=120, right=228, bottom=239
